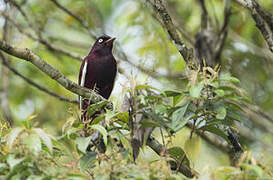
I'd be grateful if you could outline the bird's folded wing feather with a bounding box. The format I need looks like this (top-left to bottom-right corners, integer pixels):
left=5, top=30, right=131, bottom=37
left=79, top=60, right=88, bottom=110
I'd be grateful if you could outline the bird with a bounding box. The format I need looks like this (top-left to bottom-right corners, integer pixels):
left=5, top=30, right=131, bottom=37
left=78, top=35, right=117, bottom=122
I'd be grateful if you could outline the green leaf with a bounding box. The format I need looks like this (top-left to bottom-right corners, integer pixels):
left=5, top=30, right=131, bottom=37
left=139, top=119, right=160, bottom=128
left=189, top=82, right=204, bottom=98
left=76, top=136, right=92, bottom=154
left=162, top=90, right=182, bottom=97
left=199, top=125, right=228, bottom=141
left=65, top=127, right=81, bottom=139
left=141, top=111, right=167, bottom=128
left=25, top=114, right=38, bottom=129
left=87, top=100, right=108, bottom=117
left=5, top=127, right=23, bottom=149
left=220, top=75, right=240, bottom=84
left=135, top=85, right=159, bottom=91
left=33, top=128, right=55, bottom=154
left=79, top=152, right=97, bottom=171
left=173, top=94, right=184, bottom=106
left=167, top=146, right=190, bottom=167
left=91, top=124, right=108, bottom=145
left=240, top=163, right=264, bottom=178
left=91, top=116, right=105, bottom=125
left=6, top=154, right=25, bottom=169
left=171, top=103, right=190, bottom=132
left=227, top=109, right=242, bottom=122
left=215, top=89, right=225, bottom=97
left=113, top=112, right=129, bottom=122
left=23, top=133, right=42, bottom=155
left=216, top=106, right=227, bottom=119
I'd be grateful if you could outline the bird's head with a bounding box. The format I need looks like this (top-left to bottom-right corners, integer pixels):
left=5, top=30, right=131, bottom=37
left=90, top=35, right=116, bottom=55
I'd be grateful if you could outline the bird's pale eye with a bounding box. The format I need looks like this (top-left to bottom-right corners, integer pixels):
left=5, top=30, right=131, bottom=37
left=98, top=39, right=103, bottom=43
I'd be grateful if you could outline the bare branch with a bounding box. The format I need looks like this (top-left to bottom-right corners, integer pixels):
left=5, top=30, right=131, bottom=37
left=215, top=0, right=232, bottom=60
left=0, top=53, right=78, bottom=104
left=49, top=0, right=97, bottom=39
left=0, top=10, right=84, bottom=61
left=0, top=40, right=112, bottom=109
left=198, top=0, right=209, bottom=30
left=146, top=0, right=194, bottom=63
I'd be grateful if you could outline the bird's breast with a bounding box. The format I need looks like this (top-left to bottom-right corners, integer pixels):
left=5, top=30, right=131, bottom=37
left=89, top=56, right=116, bottom=84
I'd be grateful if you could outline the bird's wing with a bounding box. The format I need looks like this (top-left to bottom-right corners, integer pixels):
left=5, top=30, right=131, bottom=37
left=79, top=60, right=88, bottom=110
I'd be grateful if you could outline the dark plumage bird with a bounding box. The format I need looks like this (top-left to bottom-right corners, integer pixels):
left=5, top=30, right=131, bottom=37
left=78, top=35, right=117, bottom=122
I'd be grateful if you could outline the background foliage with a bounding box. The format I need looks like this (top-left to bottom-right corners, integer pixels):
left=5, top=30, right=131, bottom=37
left=0, top=0, right=273, bottom=179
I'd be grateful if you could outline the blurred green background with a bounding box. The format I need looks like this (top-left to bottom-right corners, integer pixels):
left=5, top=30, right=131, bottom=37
left=0, top=0, right=273, bottom=179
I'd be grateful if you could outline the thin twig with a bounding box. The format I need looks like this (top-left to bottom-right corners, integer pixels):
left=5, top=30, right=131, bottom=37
left=215, top=0, right=232, bottom=60
left=0, top=10, right=84, bottom=61
left=0, top=53, right=78, bottom=104
left=49, top=0, right=97, bottom=39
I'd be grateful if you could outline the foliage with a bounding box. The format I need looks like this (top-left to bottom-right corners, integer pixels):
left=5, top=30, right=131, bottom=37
left=0, top=0, right=273, bottom=179
left=1, top=69, right=272, bottom=179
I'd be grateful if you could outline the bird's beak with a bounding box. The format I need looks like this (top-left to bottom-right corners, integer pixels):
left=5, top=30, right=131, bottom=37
left=105, top=37, right=116, bottom=46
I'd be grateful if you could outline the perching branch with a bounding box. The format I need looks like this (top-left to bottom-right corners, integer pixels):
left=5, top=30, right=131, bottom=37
left=0, top=52, right=78, bottom=104
left=0, top=40, right=112, bottom=109
left=146, top=0, right=194, bottom=63
left=147, top=137, right=198, bottom=178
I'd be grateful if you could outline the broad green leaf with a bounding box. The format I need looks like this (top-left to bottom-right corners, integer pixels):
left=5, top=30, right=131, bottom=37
left=6, top=154, right=25, bottom=169
left=171, top=103, right=190, bottom=132
left=240, top=163, right=263, bottom=177
left=173, top=94, right=184, bottom=106
left=184, top=135, right=201, bottom=163
left=76, top=136, right=92, bottom=154
left=23, top=133, right=42, bottom=155
left=189, top=82, right=204, bottom=98
left=215, top=89, right=225, bottom=97
left=113, top=112, right=129, bottom=122
left=162, top=90, right=182, bottom=97
left=79, top=152, right=97, bottom=171
left=5, top=127, right=23, bottom=149
left=174, top=95, right=189, bottom=107
left=66, top=127, right=81, bottom=139
left=33, top=128, right=55, bottom=154
left=140, top=119, right=160, bottom=128
left=87, top=100, right=108, bottom=117
left=91, top=124, right=108, bottom=145
left=135, top=85, right=159, bottom=91
left=220, top=75, right=240, bottom=84
left=91, top=116, right=105, bottom=125
left=199, top=125, right=228, bottom=141
left=227, top=109, right=242, bottom=122
left=141, top=111, right=168, bottom=128
left=167, top=146, right=190, bottom=167
left=216, top=106, right=227, bottom=119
